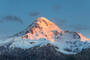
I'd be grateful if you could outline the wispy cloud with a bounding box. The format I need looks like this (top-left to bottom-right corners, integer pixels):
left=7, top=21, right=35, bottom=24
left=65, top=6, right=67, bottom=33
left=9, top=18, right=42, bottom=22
left=51, top=18, right=67, bottom=26
left=52, top=5, right=61, bottom=12
left=50, top=18, right=90, bottom=31
left=29, top=12, right=40, bottom=17
left=0, top=16, right=23, bottom=24
left=68, top=24, right=90, bottom=31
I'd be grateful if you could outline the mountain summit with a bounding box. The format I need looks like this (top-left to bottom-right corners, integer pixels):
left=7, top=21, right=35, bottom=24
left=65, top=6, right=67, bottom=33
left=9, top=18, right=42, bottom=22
left=15, top=17, right=61, bottom=42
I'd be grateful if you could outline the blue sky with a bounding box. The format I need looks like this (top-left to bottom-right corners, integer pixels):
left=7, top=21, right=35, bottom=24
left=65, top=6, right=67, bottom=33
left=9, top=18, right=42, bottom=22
left=0, top=0, right=90, bottom=37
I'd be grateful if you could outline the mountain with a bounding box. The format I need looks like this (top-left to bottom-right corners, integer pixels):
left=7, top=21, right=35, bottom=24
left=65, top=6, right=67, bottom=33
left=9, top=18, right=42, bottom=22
left=0, top=17, right=90, bottom=60
left=13, top=17, right=61, bottom=42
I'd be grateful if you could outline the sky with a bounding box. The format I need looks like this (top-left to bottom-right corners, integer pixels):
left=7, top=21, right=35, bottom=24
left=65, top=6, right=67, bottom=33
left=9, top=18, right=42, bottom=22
left=0, top=0, right=90, bottom=38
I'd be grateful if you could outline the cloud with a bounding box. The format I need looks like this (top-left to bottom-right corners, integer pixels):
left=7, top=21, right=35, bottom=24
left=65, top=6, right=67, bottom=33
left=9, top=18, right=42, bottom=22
left=52, top=5, right=61, bottom=12
left=0, top=16, right=23, bottom=24
left=51, top=18, right=67, bottom=26
left=29, top=12, right=40, bottom=17
left=68, top=24, right=90, bottom=31
left=50, top=18, right=90, bottom=31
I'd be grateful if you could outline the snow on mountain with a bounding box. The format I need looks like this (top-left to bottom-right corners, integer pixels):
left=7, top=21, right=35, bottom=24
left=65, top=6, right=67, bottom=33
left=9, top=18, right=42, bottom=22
left=51, top=31, right=90, bottom=54
left=22, top=17, right=61, bottom=42
left=0, top=17, right=90, bottom=55
left=13, top=17, right=61, bottom=42
left=0, top=37, right=50, bottom=49
left=9, top=37, right=49, bottom=49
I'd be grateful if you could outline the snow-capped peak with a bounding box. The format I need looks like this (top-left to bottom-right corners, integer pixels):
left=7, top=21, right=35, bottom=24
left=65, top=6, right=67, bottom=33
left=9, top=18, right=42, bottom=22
left=22, top=17, right=62, bottom=42
left=0, top=17, right=90, bottom=55
left=77, top=32, right=90, bottom=41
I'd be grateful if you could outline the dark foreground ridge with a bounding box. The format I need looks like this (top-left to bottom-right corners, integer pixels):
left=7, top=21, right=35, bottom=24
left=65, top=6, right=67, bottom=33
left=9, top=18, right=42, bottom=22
left=0, top=44, right=90, bottom=60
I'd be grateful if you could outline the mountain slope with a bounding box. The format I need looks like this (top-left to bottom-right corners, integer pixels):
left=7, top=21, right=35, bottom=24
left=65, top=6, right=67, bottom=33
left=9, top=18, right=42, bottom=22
left=0, top=44, right=90, bottom=60
left=2, top=17, right=90, bottom=54
left=0, top=17, right=90, bottom=60
left=14, top=17, right=61, bottom=42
